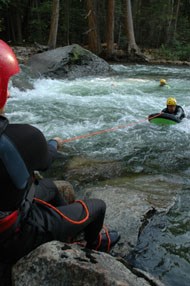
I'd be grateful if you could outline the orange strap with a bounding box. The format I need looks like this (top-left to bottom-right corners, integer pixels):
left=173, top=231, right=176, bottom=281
left=103, top=225, right=111, bottom=252
left=34, top=198, right=89, bottom=225
left=95, top=232, right=102, bottom=251
left=95, top=225, right=111, bottom=252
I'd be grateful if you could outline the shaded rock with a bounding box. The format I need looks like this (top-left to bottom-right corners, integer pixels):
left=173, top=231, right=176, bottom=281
left=11, top=64, right=35, bottom=91
left=63, top=156, right=125, bottom=184
left=43, top=156, right=125, bottom=186
left=81, top=185, right=151, bottom=256
left=12, top=46, right=38, bottom=65
left=80, top=175, right=179, bottom=257
left=12, top=241, right=159, bottom=286
left=150, top=59, right=190, bottom=66
left=27, top=44, right=115, bottom=79
left=125, top=189, right=190, bottom=286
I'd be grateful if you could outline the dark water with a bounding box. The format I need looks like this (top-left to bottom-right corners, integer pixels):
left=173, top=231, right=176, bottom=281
left=127, top=189, right=190, bottom=286
left=8, top=64, right=190, bottom=285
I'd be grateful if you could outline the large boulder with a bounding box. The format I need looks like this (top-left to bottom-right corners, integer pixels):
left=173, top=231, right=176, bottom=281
left=27, top=44, right=114, bottom=79
left=12, top=241, right=164, bottom=286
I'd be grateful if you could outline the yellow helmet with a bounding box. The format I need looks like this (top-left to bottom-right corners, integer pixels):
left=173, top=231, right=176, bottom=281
left=166, top=97, right=177, bottom=106
left=160, top=79, right=167, bottom=85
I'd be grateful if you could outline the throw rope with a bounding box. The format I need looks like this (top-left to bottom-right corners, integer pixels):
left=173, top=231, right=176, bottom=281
left=61, top=113, right=162, bottom=144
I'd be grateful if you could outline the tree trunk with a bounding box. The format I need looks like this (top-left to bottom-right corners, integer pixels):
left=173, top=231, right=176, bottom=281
left=124, top=0, right=139, bottom=54
left=15, top=11, right=23, bottom=43
left=85, top=0, right=101, bottom=54
left=123, top=0, right=148, bottom=62
left=106, top=0, right=115, bottom=58
left=173, top=0, right=181, bottom=37
left=65, top=0, right=70, bottom=45
left=48, top=0, right=60, bottom=50
left=166, top=0, right=180, bottom=45
left=166, top=0, right=175, bottom=44
left=8, top=0, right=23, bottom=43
left=22, top=0, right=32, bottom=42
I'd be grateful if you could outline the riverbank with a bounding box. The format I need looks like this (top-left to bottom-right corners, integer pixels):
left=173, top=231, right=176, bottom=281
left=12, top=45, right=190, bottom=66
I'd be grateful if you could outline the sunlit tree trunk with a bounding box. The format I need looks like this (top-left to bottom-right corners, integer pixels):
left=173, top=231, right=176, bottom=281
left=85, top=0, right=101, bottom=54
left=48, top=0, right=60, bottom=50
left=124, top=0, right=139, bottom=54
left=106, top=0, right=115, bottom=58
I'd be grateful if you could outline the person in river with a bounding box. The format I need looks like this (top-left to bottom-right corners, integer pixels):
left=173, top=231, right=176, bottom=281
left=0, top=40, right=120, bottom=264
left=162, top=97, right=185, bottom=121
left=159, top=78, right=170, bottom=88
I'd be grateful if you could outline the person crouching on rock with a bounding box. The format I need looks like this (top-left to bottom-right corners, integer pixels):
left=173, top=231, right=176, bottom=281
left=0, top=40, right=120, bottom=264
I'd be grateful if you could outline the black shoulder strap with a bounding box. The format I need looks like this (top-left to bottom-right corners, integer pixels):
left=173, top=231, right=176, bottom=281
left=0, top=116, right=8, bottom=136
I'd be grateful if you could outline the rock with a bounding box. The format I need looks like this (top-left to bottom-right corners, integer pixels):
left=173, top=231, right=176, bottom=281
left=33, top=169, right=76, bottom=204
left=12, top=46, right=38, bottom=65
left=12, top=241, right=158, bottom=286
left=11, top=64, right=36, bottom=91
left=63, top=156, right=125, bottom=184
left=53, top=180, right=75, bottom=203
left=81, top=185, right=152, bottom=256
left=10, top=44, right=116, bottom=91
left=27, top=44, right=115, bottom=79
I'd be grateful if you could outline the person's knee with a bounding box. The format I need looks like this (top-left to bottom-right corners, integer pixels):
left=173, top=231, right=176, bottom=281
left=98, top=199, right=106, bottom=212
left=91, top=198, right=106, bottom=215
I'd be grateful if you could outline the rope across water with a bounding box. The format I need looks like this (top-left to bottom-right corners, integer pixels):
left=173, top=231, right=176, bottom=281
left=61, top=113, right=162, bottom=144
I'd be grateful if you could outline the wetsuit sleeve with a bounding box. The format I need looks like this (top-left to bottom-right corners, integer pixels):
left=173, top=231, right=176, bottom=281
left=162, top=108, right=167, bottom=113
left=47, top=139, right=59, bottom=161
left=175, top=106, right=185, bottom=120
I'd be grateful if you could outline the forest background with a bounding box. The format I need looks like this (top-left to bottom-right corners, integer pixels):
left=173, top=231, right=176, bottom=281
left=0, top=0, right=190, bottom=62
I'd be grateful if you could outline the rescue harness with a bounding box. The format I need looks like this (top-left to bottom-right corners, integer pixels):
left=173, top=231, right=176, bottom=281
left=0, top=115, right=89, bottom=233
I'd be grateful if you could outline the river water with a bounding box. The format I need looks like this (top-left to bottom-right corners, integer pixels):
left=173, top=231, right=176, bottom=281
left=8, top=64, right=190, bottom=286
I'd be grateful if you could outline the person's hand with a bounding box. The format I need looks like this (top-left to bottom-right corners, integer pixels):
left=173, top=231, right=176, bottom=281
left=52, top=137, right=64, bottom=150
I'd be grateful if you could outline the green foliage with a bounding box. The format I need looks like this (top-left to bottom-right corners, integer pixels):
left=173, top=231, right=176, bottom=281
left=0, top=0, right=10, bottom=34
left=157, top=42, right=190, bottom=61
left=134, top=0, right=171, bottom=48
left=176, top=16, right=190, bottom=44
left=0, top=0, right=11, bottom=8
left=69, top=45, right=85, bottom=64
left=28, top=0, right=52, bottom=44
left=58, top=0, right=86, bottom=46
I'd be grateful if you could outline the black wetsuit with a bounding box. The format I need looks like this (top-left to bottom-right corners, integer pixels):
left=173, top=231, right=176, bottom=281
left=0, top=117, right=106, bottom=263
left=162, top=105, right=185, bottom=121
